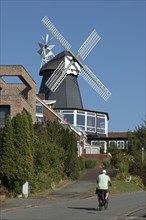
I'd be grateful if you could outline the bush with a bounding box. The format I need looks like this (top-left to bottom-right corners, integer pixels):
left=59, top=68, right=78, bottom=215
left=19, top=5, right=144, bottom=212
left=34, top=172, right=52, bottom=192
left=118, top=162, right=129, bottom=174
left=131, top=175, right=144, bottom=188
left=78, top=157, right=85, bottom=170
left=103, top=158, right=111, bottom=169
left=85, top=158, right=97, bottom=168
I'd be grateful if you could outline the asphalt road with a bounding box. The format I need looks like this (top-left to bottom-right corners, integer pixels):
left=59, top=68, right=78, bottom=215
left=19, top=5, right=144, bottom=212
left=1, top=169, right=146, bottom=220
left=1, top=191, right=145, bottom=220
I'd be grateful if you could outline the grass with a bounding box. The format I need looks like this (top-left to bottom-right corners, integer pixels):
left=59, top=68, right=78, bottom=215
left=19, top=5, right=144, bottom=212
left=110, top=179, right=144, bottom=194
left=90, top=179, right=144, bottom=195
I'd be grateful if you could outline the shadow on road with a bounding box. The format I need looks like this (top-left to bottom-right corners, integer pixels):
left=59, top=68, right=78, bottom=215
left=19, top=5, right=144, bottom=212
left=68, top=206, right=97, bottom=211
left=67, top=206, right=101, bottom=212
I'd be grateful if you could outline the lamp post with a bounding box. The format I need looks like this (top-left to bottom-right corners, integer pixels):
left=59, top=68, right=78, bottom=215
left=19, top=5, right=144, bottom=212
left=141, top=144, right=144, bottom=162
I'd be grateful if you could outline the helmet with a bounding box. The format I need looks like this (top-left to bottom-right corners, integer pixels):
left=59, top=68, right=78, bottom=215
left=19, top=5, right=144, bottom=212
left=102, top=169, right=106, bottom=174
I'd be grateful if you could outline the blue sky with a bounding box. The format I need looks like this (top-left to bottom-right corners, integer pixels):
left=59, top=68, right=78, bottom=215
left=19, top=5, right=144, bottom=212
left=1, top=0, right=145, bottom=132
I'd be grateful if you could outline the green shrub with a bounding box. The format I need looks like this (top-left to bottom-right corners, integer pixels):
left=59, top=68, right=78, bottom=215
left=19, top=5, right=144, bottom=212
left=116, top=172, right=128, bottom=180
left=34, top=172, right=52, bottom=192
left=85, top=158, right=97, bottom=168
left=131, top=175, right=144, bottom=188
left=118, top=162, right=129, bottom=173
left=78, top=157, right=85, bottom=170
left=103, top=158, right=111, bottom=169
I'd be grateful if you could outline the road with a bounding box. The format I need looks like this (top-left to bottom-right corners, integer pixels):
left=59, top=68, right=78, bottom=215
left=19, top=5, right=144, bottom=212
left=1, top=191, right=145, bottom=220
left=1, top=169, right=146, bottom=219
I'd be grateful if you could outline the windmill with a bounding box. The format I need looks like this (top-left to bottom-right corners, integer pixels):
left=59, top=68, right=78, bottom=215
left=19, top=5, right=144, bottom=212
left=38, top=34, right=55, bottom=68
left=39, top=16, right=111, bottom=109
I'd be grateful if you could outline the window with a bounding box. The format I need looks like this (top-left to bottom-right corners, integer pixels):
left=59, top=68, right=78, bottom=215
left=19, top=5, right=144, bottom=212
left=117, top=141, right=125, bottom=149
left=99, top=141, right=106, bottom=147
left=36, top=105, right=43, bottom=114
left=87, top=113, right=96, bottom=132
left=109, top=141, right=116, bottom=147
left=36, top=116, right=43, bottom=123
left=64, top=113, right=74, bottom=124
left=77, top=111, right=85, bottom=126
left=0, top=105, right=10, bottom=127
left=96, top=116, right=105, bottom=133
left=85, top=147, right=91, bottom=154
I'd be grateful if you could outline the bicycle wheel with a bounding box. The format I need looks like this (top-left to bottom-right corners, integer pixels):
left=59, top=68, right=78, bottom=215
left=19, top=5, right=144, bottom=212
left=104, top=199, right=108, bottom=210
left=99, top=197, right=104, bottom=211
left=99, top=201, right=103, bottom=211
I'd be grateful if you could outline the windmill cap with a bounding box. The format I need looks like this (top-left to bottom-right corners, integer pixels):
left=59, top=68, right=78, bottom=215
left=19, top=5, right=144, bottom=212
left=102, top=170, right=106, bottom=174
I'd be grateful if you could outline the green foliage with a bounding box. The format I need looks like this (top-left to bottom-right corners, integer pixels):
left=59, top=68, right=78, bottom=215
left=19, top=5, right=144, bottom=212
left=34, top=172, right=52, bottom=192
left=0, top=115, right=16, bottom=191
left=78, top=157, right=85, bottom=170
left=34, top=122, right=80, bottom=189
left=131, top=175, right=144, bottom=188
left=0, top=112, right=35, bottom=195
left=127, top=120, right=146, bottom=159
left=85, top=158, right=97, bottom=168
left=103, top=158, right=111, bottom=169
left=118, top=163, right=129, bottom=174
left=63, top=130, right=80, bottom=180
left=126, top=120, right=146, bottom=182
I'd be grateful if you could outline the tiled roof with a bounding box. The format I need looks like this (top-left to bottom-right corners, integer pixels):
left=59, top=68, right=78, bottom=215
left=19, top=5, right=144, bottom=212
left=108, top=132, right=128, bottom=138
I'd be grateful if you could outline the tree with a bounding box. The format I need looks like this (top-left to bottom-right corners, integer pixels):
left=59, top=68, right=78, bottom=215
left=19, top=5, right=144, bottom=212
left=127, top=120, right=146, bottom=161
left=0, top=115, right=16, bottom=192
left=11, top=112, right=35, bottom=194
left=34, top=123, right=64, bottom=184
left=63, top=130, right=80, bottom=179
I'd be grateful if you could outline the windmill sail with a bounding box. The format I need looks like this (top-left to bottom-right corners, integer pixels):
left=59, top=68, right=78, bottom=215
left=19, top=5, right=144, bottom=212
left=78, top=29, right=101, bottom=60
left=42, top=16, right=71, bottom=51
left=41, top=16, right=111, bottom=101
left=80, top=65, right=111, bottom=101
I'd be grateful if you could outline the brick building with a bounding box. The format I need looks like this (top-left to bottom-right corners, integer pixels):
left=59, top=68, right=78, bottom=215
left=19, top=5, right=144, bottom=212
left=0, top=65, right=36, bottom=125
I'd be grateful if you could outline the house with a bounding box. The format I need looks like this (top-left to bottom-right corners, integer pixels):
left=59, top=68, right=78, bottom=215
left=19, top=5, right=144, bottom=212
left=0, top=65, right=36, bottom=125
left=0, top=64, right=128, bottom=157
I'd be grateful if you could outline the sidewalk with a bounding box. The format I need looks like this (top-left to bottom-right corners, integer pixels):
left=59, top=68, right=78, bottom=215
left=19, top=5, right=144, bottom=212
left=116, top=206, right=146, bottom=220
left=0, top=195, right=64, bottom=212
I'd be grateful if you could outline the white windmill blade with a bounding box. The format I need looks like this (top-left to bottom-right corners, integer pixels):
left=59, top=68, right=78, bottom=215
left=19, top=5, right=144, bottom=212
left=78, top=30, right=101, bottom=60
left=45, top=34, right=49, bottom=44
left=45, top=61, right=66, bottom=91
left=45, top=50, right=55, bottom=58
left=80, top=65, right=111, bottom=101
left=47, top=44, right=55, bottom=50
left=41, top=16, right=71, bottom=51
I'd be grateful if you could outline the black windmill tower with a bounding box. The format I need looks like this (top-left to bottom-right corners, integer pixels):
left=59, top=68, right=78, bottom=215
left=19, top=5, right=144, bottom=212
left=39, top=50, right=83, bottom=109
left=38, top=16, right=111, bottom=109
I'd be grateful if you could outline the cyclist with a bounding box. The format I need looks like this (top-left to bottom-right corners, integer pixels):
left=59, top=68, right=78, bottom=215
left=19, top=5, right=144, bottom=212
left=96, top=169, right=112, bottom=204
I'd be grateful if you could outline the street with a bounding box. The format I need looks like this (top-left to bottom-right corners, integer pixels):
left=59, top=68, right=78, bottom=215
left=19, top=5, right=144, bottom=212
left=1, top=191, right=145, bottom=220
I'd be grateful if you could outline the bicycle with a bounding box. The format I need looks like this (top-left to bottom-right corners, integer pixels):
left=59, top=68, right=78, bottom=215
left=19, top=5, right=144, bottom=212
left=98, top=190, right=108, bottom=211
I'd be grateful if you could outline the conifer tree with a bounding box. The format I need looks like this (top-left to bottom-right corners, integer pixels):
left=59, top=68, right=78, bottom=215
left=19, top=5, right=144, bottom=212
left=0, top=115, right=16, bottom=191
left=11, top=112, right=34, bottom=193
left=63, top=130, right=80, bottom=179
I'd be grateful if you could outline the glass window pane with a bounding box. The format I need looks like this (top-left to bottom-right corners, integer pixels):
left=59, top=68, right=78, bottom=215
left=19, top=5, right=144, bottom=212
left=77, top=110, right=85, bottom=115
left=64, top=114, right=74, bottom=124
left=87, top=127, right=96, bottom=132
left=77, top=114, right=85, bottom=126
left=97, top=117, right=105, bottom=128
left=36, top=116, right=43, bottom=123
left=62, top=110, right=73, bottom=114
left=0, top=105, right=10, bottom=126
left=87, top=115, right=95, bottom=127
left=36, top=105, right=43, bottom=114
left=87, top=112, right=95, bottom=116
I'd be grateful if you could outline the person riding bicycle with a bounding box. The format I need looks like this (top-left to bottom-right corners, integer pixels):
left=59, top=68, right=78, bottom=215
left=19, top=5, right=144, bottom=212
left=96, top=169, right=112, bottom=204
